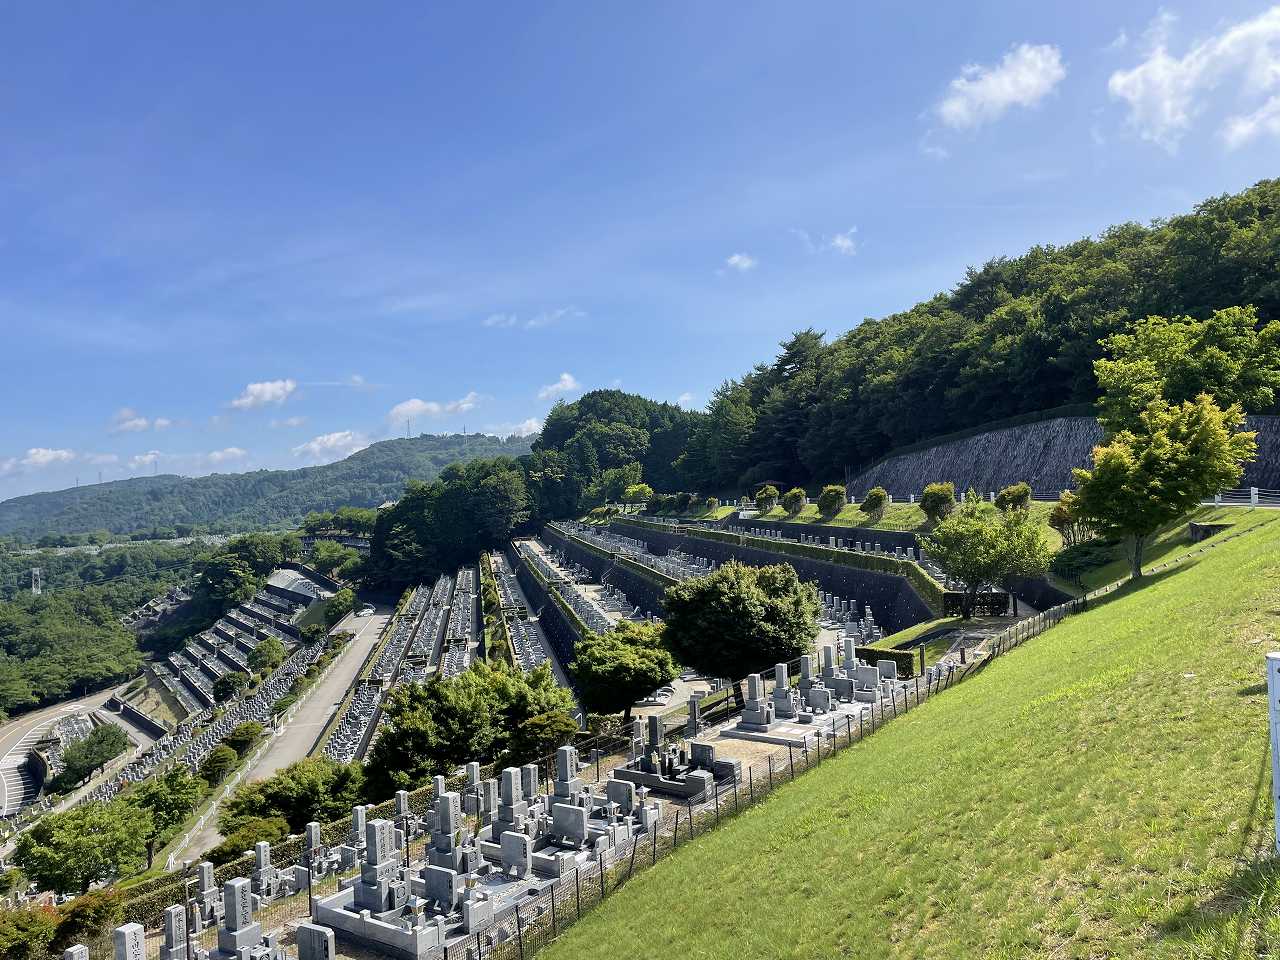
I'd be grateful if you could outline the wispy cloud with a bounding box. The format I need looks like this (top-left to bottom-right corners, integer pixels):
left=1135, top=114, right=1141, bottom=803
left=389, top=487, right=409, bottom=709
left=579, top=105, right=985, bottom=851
left=724, top=253, right=757, bottom=273
left=937, top=43, right=1066, bottom=130
left=22, top=448, right=75, bottom=468
left=129, top=450, right=162, bottom=470
left=387, top=392, right=482, bottom=425
left=271, top=416, right=308, bottom=429
left=482, top=307, right=584, bottom=330
left=109, top=407, right=175, bottom=433
left=207, top=447, right=247, bottom=465
left=676, top=392, right=697, bottom=409
left=231, top=378, right=297, bottom=409
left=1109, top=7, right=1280, bottom=151
left=537, top=372, right=581, bottom=400
left=486, top=417, right=543, bottom=438
left=292, top=430, right=371, bottom=463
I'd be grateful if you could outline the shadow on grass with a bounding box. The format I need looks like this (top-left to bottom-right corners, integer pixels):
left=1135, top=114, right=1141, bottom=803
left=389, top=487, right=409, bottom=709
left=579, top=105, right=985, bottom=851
left=1238, top=682, right=1268, bottom=697
left=1156, top=740, right=1279, bottom=957
left=1074, top=563, right=1191, bottom=616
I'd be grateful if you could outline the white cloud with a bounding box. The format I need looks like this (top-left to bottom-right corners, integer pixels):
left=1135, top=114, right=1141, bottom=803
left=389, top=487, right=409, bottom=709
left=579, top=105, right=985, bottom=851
left=724, top=253, right=757, bottom=272
left=22, top=448, right=75, bottom=468
left=84, top=453, right=120, bottom=466
left=230, top=378, right=297, bottom=409
left=1109, top=7, right=1280, bottom=151
left=537, top=372, right=580, bottom=400
left=829, top=228, right=858, bottom=256
left=1106, top=29, right=1129, bottom=53
left=110, top=408, right=150, bottom=433
left=483, top=313, right=519, bottom=328
left=676, top=392, right=696, bottom=409
left=0, top=457, right=18, bottom=476
left=271, top=415, right=308, bottom=429
left=1223, top=94, right=1280, bottom=147
left=129, top=450, right=162, bottom=470
left=488, top=417, right=544, bottom=438
left=110, top=408, right=176, bottom=432
left=526, top=307, right=583, bottom=329
left=207, top=447, right=247, bottom=464
left=937, top=43, right=1066, bottom=130
left=388, top=391, right=482, bottom=425
left=292, top=431, right=371, bottom=462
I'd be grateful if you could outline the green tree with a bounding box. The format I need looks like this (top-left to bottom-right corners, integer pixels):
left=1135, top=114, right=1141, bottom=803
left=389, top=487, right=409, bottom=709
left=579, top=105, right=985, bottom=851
left=816, top=484, right=846, bottom=517
left=781, top=487, right=806, bottom=514
left=1095, top=306, right=1280, bottom=433
left=994, top=481, right=1032, bottom=512
left=663, top=561, right=818, bottom=687
left=51, top=889, right=124, bottom=953
left=861, top=487, right=889, bottom=522
left=704, top=496, right=721, bottom=511
left=325, top=587, right=356, bottom=626
left=53, top=723, right=130, bottom=788
left=222, top=720, right=264, bottom=756
left=221, top=757, right=364, bottom=834
left=130, top=767, right=205, bottom=868
left=13, top=800, right=149, bottom=893
left=505, top=710, right=578, bottom=765
left=200, top=744, right=239, bottom=785
left=623, top=483, right=654, bottom=511
left=248, top=636, right=286, bottom=672
left=308, top=539, right=360, bottom=577
left=1048, top=490, right=1092, bottom=548
left=0, top=905, right=58, bottom=960
left=570, top=621, right=677, bottom=722
left=212, top=671, right=250, bottom=702
left=754, top=485, right=779, bottom=512
left=207, top=816, right=290, bottom=866
left=919, top=482, right=957, bottom=526
left=921, top=492, right=1050, bottom=618
left=1072, top=396, right=1257, bottom=578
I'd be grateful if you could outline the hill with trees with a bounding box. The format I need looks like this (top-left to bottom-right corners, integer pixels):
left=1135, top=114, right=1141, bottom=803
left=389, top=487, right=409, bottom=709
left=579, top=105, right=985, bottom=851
left=0, top=433, right=532, bottom=540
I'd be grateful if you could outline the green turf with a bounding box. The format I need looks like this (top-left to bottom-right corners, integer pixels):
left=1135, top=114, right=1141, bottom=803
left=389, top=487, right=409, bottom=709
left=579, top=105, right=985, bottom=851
left=539, top=510, right=1280, bottom=960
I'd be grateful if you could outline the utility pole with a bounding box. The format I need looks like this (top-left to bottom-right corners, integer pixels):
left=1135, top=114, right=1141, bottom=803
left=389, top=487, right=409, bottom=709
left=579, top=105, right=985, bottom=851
left=30, top=568, right=42, bottom=596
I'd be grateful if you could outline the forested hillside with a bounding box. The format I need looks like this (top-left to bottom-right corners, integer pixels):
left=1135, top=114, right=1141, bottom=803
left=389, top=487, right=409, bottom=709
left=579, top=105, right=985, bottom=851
left=678, top=178, right=1280, bottom=490
left=0, top=433, right=532, bottom=539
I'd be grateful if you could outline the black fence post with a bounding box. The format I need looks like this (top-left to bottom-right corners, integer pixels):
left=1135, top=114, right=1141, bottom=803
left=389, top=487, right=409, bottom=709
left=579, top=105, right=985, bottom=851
left=788, top=743, right=795, bottom=779
left=574, top=868, right=581, bottom=917
left=767, top=755, right=774, bottom=789
left=516, top=903, right=525, bottom=960
left=550, top=888, right=558, bottom=937
left=598, top=852, right=606, bottom=900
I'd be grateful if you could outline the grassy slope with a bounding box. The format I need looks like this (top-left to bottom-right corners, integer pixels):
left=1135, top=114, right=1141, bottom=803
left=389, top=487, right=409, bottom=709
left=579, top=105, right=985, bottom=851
left=541, top=512, right=1280, bottom=960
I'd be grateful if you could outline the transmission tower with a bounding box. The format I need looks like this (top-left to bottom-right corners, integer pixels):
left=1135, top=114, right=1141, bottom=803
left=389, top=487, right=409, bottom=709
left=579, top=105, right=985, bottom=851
left=30, top=568, right=42, bottom=596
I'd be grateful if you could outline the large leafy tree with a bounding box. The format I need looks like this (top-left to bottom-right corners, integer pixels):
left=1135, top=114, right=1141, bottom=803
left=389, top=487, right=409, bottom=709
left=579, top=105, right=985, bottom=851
left=1072, top=396, right=1257, bottom=578
left=1095, top=306, right=1280, bottom=433
left=663, top=561, right=818, bottom=685
left=52, top=723, right=130, bottom=789
left=571, top=620, right=677, bottom=722
left=921, top=492, right=1051, bottom=618
left=220, top=757, right=364, bottom=835
left=13, top=800, right=149, bottom=893
left=131, top=766, right=205, bottom=868
left=364, top=662, right=575, bottom=800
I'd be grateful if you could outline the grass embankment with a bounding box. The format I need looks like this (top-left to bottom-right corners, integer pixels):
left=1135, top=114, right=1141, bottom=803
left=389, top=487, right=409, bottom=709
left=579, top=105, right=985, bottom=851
left=541, top=510, right=1280, bottom=959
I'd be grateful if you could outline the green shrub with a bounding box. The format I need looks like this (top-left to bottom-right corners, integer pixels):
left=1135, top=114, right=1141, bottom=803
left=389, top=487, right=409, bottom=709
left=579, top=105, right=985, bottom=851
left=781, top=487, right=806, bottom=514
left=755, top=485, right=780, bottom=512
left=1049, top=539, right=1117, bottom=585
left=816, top=485, right=846, bottom=517
left=705, top=496, right=720, bottom=511
left=199, top=744, right=239, bottom=785
left=862, top=487, right=889, bottom=520
left=222, top=721, right=263, bottom=756
left=995, top=481, right=1033, bottom=512
left=920, top=482, right=957, bottom=525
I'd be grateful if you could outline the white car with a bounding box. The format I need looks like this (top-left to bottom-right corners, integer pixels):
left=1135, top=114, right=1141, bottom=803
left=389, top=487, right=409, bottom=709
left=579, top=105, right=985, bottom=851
left=356, top=605, right=375, bottom=617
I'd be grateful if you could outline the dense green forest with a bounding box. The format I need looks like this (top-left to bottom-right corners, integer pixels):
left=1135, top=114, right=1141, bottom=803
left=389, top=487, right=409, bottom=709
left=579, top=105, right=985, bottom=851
left=677, top=178, right=1280, bottom=489
left=0, top=433, right=532, bottom=539
left=0, top=539, right=209, bottom=605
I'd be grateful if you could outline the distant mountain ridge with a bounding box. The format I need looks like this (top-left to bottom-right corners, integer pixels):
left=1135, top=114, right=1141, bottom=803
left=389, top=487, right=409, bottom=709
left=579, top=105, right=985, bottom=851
left=0, top=433, right=534, bottom=538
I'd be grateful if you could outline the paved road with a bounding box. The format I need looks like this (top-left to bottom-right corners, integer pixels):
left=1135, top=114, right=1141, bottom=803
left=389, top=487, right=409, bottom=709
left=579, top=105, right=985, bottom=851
left=0, top=688, right=120, bottom=816
left=182, top=605, right=392, bottom=858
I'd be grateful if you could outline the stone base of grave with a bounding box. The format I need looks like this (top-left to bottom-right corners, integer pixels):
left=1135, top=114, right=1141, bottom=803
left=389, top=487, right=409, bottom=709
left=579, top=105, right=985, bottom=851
left=719, top=725, right=816, bottom=748
left=313, top=887, right=447, bottom=960
left=216, top=921, right=262, bottom=956
left=612, top=767, right=715, bottom=799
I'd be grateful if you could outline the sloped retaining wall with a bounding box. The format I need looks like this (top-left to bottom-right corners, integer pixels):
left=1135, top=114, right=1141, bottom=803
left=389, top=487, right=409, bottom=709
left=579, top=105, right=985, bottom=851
left=728, top=513, right=919, bottom=552
left=607, top=522, right=932, bottom=635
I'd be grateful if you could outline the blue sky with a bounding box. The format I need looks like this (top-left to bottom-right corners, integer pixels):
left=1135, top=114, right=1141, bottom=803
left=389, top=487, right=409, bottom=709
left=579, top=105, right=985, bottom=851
left=2, top=1, right=1279, bottom=499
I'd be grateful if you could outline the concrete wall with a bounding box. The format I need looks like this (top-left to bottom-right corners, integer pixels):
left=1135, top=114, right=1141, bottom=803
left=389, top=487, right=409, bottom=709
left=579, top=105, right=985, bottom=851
left=728, top=514, right=919, bottom=552
left=507, top=543, right=581, bottom=669
left=846, top=414, right=1280, bottom=496
left=542, top=525, right=669, bottom=618
left=606, top=522, right=933, bottom=635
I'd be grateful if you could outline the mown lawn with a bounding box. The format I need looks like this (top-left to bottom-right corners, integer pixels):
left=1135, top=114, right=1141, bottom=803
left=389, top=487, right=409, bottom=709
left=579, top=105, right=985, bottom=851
left=540, top=510, right=1280, bottom=960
